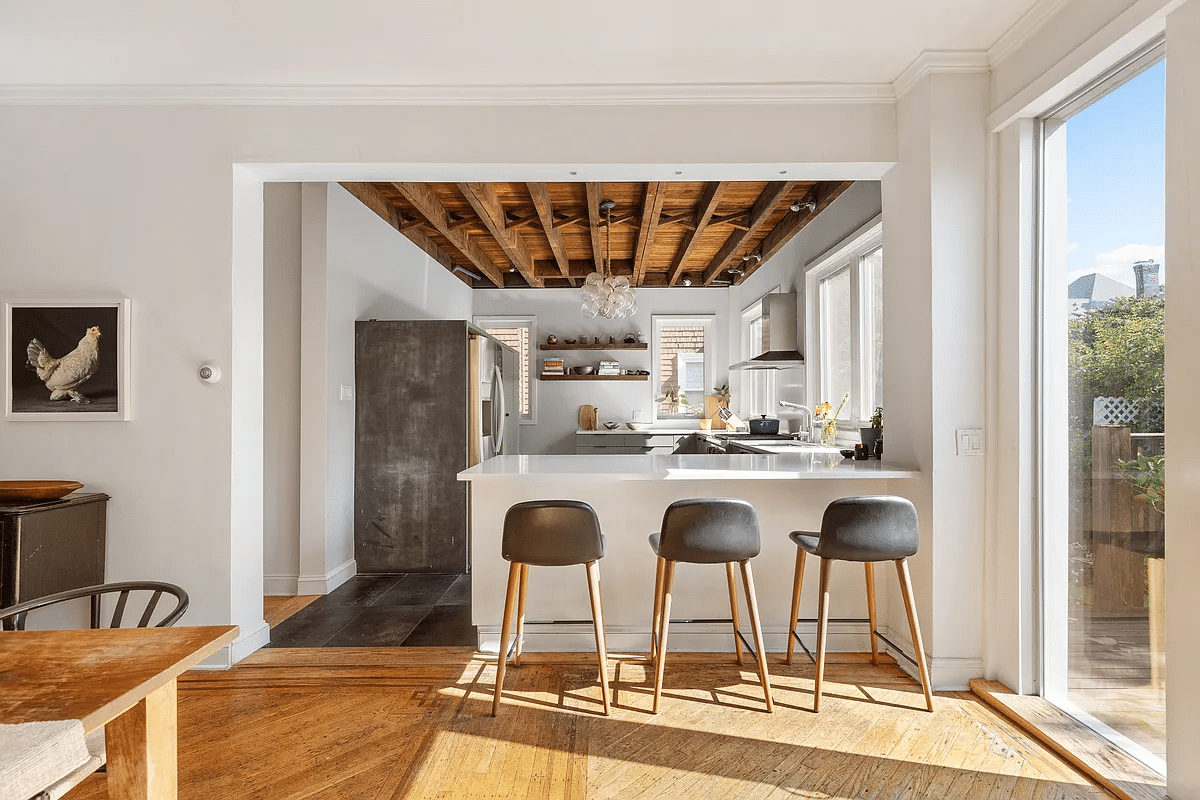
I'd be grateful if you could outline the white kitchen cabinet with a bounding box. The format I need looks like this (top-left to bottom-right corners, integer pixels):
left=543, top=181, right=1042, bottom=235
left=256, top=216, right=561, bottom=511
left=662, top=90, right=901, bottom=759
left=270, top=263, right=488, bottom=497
left=575, top=432, right=685, bottom=455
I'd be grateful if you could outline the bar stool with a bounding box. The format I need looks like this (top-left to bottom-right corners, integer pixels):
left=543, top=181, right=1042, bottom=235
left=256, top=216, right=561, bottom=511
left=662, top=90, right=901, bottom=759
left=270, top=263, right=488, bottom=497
left=649, top=498, right=773, bottom=713
left=493, top=500, right=610, bottom=716
left=785, top=495, right=934, bottom=712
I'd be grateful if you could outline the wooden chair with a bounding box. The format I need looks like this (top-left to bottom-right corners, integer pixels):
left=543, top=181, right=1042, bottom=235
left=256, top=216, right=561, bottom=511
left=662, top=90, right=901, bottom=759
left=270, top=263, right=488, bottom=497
left=0, top=581, right=189, bottom=631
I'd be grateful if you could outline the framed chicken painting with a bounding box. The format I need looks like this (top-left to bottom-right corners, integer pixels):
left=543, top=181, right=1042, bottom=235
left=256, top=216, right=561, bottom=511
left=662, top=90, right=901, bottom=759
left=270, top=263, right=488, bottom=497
left=4, top=299, right=131, bottom=421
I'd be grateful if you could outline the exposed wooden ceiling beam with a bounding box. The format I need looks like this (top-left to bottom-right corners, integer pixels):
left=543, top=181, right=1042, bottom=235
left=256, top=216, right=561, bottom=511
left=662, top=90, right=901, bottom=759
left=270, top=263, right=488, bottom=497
left=702, top=181, right=795, bottom=285
left=338, top=182, right=473, bottom=285
left=585, top=183, right=604, bottom=274
left=667, top=181, right=728, bottom=286
left=458, top=182, right=544, bottom=288
left=526, top=182, right=573, bottom=282
left=633, top=182, right=666, bottom=286
left=552, top=212, right=585, bottom=229
left=391, top=181, right=507, bottom=288
left=749, top=182, right=855, bottom=279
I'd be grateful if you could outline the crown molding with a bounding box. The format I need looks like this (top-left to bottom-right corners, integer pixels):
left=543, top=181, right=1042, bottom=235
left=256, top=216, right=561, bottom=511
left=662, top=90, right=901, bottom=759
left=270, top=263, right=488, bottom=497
left=0, top=81, right=896, bottom=107
left=988, top=0, right=1073, bottom=67
left=892, top=50, right=990, bottom=100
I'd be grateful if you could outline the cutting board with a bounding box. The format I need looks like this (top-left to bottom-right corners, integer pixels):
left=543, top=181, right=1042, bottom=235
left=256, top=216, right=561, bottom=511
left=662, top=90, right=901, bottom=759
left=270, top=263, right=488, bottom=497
left=579, top=404, right=598, bottom=431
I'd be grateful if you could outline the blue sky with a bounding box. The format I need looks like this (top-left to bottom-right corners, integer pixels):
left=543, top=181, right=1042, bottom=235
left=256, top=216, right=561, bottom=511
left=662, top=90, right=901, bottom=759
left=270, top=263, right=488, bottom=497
left=1065, top=59, right=1165, bottom=289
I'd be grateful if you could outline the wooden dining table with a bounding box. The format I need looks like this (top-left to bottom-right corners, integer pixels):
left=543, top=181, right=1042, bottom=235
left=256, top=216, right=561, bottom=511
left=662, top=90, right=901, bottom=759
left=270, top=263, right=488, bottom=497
left=0, top=624, right=238, bottom=800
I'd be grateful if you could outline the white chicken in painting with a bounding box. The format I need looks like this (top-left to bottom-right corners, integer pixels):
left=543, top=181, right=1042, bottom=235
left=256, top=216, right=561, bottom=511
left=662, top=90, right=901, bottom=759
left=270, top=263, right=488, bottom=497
left=26, top=326, right=102, bottom=404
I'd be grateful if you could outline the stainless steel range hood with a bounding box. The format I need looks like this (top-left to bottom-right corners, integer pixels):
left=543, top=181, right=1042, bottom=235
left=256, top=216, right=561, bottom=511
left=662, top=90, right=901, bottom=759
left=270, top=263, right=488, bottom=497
left=729, top=292, right=804, bottom=370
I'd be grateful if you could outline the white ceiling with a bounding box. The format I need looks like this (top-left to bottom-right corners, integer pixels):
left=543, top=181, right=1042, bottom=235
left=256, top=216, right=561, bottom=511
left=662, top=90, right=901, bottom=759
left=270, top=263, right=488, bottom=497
left=0, top=0, right=1056, bottom=91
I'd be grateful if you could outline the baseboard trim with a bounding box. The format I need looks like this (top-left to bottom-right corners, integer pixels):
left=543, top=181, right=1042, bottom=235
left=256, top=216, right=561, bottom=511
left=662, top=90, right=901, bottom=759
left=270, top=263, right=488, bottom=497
left=264, top=574, right=299, bottom=595
left=873, top=625, right=981, bottom=691
left=193, top=620, right=271, bottom=669
left=296, top=559, right=356, bottom=595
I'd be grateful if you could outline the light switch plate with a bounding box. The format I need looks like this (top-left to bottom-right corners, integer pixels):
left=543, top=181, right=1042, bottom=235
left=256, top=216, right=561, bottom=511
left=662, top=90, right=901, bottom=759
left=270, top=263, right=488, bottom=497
left=955, top=428, right=983, bottom=456
left=340, top=384, right=354, bottom=401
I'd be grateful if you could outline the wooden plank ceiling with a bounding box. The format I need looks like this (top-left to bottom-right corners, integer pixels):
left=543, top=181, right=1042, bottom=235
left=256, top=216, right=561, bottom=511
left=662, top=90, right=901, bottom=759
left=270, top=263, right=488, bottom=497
left=340, top=180, right=854, bottom=289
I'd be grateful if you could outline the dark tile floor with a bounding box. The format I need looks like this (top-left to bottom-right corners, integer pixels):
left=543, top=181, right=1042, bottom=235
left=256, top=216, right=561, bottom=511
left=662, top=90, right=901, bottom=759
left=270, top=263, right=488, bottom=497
left=268, top=573, right=475, bottom=648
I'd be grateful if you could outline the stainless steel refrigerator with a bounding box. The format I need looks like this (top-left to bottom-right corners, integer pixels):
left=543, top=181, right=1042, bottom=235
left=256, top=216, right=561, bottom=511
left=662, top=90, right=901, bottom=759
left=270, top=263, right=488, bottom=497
left=354, top=320, right=519, bottom=573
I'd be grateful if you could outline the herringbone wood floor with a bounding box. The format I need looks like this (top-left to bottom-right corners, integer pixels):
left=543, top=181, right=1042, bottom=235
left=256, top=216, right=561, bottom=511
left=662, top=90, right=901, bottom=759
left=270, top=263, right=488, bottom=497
left=64, top=646, right=1119, bottom=800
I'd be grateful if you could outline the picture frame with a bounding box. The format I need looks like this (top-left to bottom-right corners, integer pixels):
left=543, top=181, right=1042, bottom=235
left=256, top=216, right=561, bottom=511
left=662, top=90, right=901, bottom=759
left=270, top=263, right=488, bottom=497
left=4, top=299, right=132, bottom=421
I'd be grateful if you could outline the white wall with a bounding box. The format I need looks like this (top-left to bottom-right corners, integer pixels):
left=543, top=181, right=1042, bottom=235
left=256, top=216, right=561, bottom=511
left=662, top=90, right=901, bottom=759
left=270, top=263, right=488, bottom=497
left=263, top=183, right=303, bottom=591
left=472, top=287, right=734, bottom=454
left=735, top=182, right=885, bottom=413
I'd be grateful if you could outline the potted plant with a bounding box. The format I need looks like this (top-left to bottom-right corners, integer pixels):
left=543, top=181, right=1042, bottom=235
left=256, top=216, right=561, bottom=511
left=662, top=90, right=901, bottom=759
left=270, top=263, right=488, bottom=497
left=861, top=406, right=883, bottom=453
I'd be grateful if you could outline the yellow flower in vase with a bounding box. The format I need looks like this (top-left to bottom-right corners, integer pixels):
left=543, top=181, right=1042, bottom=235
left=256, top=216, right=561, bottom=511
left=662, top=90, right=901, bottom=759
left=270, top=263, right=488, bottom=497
left=815, top=393, right=850, bottom=446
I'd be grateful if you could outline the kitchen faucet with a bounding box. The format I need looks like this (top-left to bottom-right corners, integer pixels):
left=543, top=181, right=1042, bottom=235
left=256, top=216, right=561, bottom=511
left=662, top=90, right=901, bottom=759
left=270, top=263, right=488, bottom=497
left=778, top=400, right=817, bottom=443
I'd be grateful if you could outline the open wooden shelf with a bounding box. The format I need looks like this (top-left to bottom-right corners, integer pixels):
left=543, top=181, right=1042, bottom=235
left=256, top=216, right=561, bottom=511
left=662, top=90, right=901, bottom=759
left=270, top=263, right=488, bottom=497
left=540, top=342, right=648, bottom=351
left=539, top=374, right=649, bottom=381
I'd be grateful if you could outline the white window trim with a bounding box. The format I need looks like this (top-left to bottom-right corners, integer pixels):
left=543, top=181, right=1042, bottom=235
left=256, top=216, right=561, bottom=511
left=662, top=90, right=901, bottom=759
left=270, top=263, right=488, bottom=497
left=804, top=215, right=882, bottom=431
left=652, top=314, right=714, bottom=421
left=473, top=315, right=537, bottom=425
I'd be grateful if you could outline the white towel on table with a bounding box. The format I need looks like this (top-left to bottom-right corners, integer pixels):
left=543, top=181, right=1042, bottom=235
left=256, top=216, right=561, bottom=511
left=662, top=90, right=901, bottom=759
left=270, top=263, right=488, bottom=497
left=0, top=720, right=100, bottom=800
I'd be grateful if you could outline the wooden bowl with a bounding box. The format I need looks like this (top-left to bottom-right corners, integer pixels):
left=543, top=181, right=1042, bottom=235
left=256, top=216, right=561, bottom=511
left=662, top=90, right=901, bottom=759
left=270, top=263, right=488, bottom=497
left=0, top=480, right=84, bottom=503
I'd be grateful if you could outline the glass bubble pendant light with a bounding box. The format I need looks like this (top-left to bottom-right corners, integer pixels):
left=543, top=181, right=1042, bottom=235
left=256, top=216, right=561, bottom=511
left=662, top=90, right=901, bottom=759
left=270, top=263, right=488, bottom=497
left=580, top=199, right=635, bottom=320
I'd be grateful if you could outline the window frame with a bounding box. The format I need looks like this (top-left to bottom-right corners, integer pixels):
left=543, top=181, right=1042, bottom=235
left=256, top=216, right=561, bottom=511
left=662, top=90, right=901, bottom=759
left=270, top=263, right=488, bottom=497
left=804, top=215, right=883, bottom=431
left=473, top=315, right=537, bottom=425
left=652, top=314, right=714, bottom=421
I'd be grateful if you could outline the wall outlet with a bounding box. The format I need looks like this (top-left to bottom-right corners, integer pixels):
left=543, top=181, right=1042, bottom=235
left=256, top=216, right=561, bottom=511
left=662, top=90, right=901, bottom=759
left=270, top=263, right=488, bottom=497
left=955, top=428, right=983, bottom=456
left=340, top=384, right=354, bottom=401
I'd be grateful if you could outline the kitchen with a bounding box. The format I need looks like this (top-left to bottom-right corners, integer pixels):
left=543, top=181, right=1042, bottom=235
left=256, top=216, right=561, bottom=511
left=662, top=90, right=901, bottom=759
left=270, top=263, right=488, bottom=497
left=310, top=177, right=896, bottom=657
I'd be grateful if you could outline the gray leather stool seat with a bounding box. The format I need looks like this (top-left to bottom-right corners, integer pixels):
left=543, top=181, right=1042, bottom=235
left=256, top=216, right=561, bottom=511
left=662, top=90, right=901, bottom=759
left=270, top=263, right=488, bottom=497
left=648, top=498, right=773, bottom=713
left=493, top=500, right=610, bottom=716
left=786, top=495, right=934, bottom=712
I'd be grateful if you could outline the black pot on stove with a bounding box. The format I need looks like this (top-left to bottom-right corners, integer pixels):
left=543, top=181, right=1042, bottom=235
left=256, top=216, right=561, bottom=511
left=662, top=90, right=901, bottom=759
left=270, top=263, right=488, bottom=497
left=749, top=415, right=780, bottom=435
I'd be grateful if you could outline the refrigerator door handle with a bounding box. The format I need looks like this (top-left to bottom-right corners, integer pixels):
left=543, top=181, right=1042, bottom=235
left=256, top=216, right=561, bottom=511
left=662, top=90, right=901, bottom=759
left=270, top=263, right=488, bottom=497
left=490, top=363, right=506, bottom=456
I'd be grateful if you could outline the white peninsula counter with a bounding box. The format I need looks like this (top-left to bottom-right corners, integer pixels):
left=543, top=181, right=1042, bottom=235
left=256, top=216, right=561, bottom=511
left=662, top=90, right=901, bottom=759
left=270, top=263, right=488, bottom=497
left=459, top=453, right=920, bottom=656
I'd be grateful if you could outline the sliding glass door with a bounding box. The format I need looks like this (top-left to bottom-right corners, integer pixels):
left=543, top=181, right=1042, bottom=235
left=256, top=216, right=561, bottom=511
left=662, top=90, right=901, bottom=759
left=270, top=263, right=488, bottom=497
left=1038, top=47, right=1166, bottom=771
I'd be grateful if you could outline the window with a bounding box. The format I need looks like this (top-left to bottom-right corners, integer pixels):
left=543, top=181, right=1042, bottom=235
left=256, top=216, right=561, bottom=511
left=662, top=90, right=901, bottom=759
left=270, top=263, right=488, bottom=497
left=805, top=217, right=883, bottom=428
left=474, top=316, right=535, bottom=423
left=1036, top=45, right=1165, bottom=770
left=738, top=294, right=778, bottom=418
left=653, top=315, right=713, bottom=419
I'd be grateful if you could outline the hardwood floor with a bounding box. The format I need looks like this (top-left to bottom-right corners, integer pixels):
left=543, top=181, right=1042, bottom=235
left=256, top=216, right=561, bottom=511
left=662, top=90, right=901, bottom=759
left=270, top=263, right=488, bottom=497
left=65, top=648, right=1118, bottom=800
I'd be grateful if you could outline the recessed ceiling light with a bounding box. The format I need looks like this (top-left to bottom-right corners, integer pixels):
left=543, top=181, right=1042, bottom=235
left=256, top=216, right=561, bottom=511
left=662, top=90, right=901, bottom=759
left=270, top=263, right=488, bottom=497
left=779, top=170, right=788, bottom=174
left=674, top=170, right=682, bottom=175
left=569, top=171, right=578, bottom=176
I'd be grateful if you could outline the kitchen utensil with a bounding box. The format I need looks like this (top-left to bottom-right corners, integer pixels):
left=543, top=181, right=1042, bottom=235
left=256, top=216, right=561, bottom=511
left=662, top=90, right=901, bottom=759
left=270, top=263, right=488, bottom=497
left=579, top=405, right=599, bottom=431
left=623, top=332, right=637, bottom=343
left=546, top=334, right=558, bottom=344
left=573, top=365, right=595, bottom=375
left=749, top=415, right=780, bottom=435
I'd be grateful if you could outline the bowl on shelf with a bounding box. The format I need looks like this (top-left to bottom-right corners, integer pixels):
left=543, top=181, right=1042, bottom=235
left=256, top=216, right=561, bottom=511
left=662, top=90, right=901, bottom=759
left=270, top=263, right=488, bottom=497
left=603, top=421, right=620, bottom=430
left=625, top=421, right=646, bottom=430
left=572, top=365, right=595, bottom=375
left=564, top=338, right=577, bottom=344
left=840, top=449, right=856, bottom=459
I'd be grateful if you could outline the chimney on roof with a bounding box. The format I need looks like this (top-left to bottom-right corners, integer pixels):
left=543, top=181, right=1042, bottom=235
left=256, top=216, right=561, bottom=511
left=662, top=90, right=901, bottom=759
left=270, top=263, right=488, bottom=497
left=1133, top=260, right=1162, bottom=298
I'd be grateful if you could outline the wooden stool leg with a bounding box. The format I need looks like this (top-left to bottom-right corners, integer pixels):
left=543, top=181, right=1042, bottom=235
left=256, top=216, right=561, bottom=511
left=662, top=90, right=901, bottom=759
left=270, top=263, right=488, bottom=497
left=786, top=548, right=807, bottom=665
left=814, top=557, right=832, bottom=712
left=492, top=561, right=522, bottom=716
left=652, top=560, right=676, bottom=714
left=865, top=561, right=880, bottom=665
left=650, top=556, right=665, bottom=663
left=726, top=561, right=744, bottom=665
left=895, top=558, right=934, bottom=711
left=739, top=560, right=773, bottom=712
left=514, top=564, right=529, bottom=666
left=584, top=560, right=611, bottom=715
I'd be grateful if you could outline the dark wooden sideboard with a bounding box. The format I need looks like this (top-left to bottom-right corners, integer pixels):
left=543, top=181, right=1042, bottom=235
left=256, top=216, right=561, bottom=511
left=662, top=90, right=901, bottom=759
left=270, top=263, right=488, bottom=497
left=0, top=492, right=108, bottom=608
